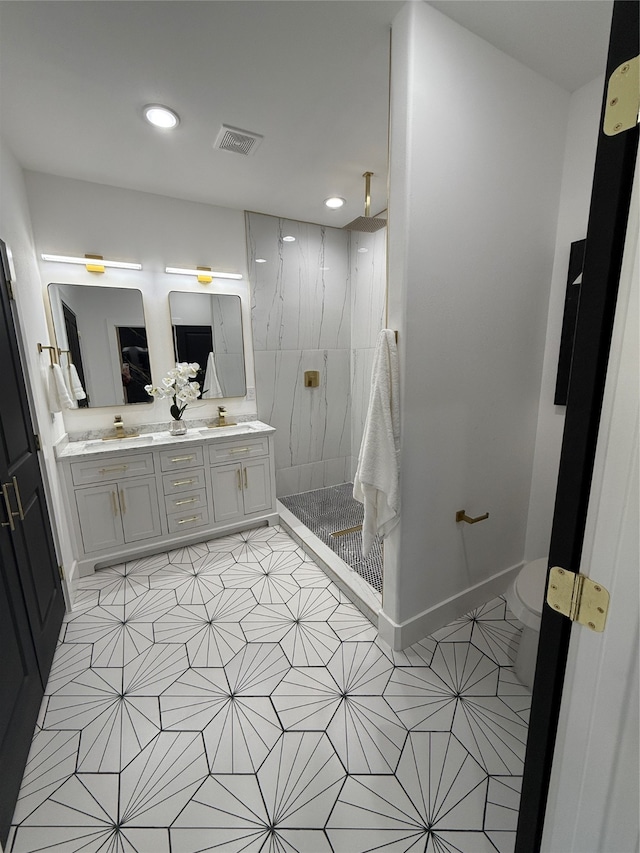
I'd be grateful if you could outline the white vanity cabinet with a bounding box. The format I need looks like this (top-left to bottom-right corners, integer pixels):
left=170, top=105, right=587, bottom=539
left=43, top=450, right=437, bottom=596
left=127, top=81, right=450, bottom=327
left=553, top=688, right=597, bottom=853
left=57, top=423, right=277, bottom=576
left=71, top=453, right=162, bottom=554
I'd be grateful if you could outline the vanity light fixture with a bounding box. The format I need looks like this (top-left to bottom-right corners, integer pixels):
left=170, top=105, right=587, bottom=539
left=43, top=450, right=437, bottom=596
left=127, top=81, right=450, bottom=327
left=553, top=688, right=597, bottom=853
left=41, top=253, right=142, bottom=273
left=165, top=266, right=243, bottom=284
left=143, top=104, right=180, bottom=129
left=282, top=236, right=296, bottom=242
left=324, top=197, right=346, bottom=209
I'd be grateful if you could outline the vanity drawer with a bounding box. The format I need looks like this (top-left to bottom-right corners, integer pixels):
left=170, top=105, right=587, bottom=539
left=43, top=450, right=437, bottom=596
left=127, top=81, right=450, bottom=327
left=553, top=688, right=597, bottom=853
left=208, top=437, right=269, bottom=465
left=71, top=453, right=155, bottom=486
left=164, top=488, right=208, bottom=517
left=162, top=467, right=207, bottom=495
left=166, top=508, right=210, bottom=534
left=159, top=446, right=204, bottom=472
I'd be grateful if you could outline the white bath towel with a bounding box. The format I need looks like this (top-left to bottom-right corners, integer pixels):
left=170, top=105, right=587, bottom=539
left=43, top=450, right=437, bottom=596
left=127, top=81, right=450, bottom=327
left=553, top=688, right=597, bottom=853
left=48, top=364, right=74, bottom=412
left=353, top=329, right=400, bottom=557
left=68, top=363, right=87, bottom=401
left=202, top=351, right=223, bottom=399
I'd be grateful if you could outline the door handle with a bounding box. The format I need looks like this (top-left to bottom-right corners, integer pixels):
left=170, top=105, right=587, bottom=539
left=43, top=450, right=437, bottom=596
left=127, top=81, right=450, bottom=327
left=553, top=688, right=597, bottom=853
left=237, top=469, right=243, bottom=491
left=119, top=488, right=127, bottom=515
left=11, top=477, right=25, bottom=521
left=1, top=483, right=16, bottom=530
left=110, top=490, right=119, bottom=516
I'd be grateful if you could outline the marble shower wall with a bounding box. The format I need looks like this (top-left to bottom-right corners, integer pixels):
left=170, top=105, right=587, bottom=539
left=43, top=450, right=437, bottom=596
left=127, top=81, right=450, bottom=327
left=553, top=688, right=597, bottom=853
left=246, top=213, right=351, bottom=496
left=349, top=227, right=387, bottom=477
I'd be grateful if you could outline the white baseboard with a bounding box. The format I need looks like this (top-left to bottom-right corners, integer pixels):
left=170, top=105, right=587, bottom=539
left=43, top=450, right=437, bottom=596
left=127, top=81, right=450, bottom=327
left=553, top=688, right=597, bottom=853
left=377, top=560, right=523, bottom=650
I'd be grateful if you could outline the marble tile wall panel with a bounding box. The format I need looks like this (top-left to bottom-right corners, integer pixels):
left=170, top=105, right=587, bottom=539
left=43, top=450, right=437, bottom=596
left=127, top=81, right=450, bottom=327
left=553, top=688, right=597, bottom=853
left=255, top=348, right=351, bottom=473
left=350, top=228, right=387, bottom=351
left=350, top=227, right=387, bottom=467
left=247, top=213, right=350, bottom=353
left=276, top=457, right=351, bottom=498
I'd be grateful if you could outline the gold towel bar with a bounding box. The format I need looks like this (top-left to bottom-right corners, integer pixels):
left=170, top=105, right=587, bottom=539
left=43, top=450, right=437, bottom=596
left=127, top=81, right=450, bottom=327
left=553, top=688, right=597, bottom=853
left=37, top=343, right=58, bottom=366
left=456, top=509, right=490, bottom=524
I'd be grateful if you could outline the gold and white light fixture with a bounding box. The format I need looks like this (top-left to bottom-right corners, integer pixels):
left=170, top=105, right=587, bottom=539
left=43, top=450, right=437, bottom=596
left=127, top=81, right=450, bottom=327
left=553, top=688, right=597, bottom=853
left=41, top=253, right=142, bottom=273
left=165, top=266, right=243, bottom=284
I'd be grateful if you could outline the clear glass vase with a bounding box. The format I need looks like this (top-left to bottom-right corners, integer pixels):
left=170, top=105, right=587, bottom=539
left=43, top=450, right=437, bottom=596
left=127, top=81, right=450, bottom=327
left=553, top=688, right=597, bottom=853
left=169, top=419, right=187, bottom=436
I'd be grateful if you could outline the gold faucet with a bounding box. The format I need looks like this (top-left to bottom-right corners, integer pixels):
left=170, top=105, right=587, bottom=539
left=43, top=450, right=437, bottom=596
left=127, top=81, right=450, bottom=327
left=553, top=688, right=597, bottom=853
left=114, top=415, right=126, bottom=438
left=218, top=406, right=227, bottom=426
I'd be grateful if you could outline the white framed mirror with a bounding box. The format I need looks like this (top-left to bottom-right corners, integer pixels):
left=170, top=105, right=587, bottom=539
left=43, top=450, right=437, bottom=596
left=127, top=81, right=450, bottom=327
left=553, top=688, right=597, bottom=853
left=168, top=292, right=247, bottom=398
left=47, top=283, right=152, bottom=408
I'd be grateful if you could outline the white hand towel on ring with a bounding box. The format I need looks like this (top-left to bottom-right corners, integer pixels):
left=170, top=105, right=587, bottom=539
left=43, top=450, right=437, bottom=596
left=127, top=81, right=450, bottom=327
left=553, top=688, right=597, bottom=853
left=202, top=351, right=223, bottom=398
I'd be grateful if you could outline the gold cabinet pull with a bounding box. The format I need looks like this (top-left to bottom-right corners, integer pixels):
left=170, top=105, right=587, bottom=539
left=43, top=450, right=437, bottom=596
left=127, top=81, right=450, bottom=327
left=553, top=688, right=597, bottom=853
left=172, top=478, right=196, bottom=487
left=11, top=477, right=25, bottom=521
left=456, top=509, right=490, bottom=524
left=110, top=490, right=119, bottom=516
left=174, top=497, right=197, bottom=506
left=99, top=464, right=129, bottom=474
left=237, top=469, right=243, bottom=491
left=1, top=483, right=16, bottom=530
left=177, top=515, right=201, bottom=525
left=243, top=467, right=248, bottom=489
left=119, top=488, right=127, bottom=515
left=228, top=447, right=250, bottom=454
left=170, top=455, right=195, bottom=463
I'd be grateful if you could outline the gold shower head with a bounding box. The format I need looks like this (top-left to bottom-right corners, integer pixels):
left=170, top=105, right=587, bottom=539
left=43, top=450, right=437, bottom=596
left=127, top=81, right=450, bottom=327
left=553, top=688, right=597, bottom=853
left=343, top=172, right=387, bottom=232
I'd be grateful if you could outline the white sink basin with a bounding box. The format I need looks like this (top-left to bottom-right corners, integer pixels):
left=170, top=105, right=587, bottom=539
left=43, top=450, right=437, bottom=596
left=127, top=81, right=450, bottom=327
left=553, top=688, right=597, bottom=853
left=82, top=434, right=156, bottom=449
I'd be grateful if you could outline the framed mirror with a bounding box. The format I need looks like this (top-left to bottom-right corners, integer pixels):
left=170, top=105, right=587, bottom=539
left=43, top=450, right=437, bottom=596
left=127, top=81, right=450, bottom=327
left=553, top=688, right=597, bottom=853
left=48, top=283, right=152, bottom=407
left=168, top=292, right=246, bottom=398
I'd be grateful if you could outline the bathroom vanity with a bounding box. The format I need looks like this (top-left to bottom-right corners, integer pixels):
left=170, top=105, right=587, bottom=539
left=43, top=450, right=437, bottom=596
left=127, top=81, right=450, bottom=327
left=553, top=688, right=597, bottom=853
left=56, top=421, right=277, bottom=576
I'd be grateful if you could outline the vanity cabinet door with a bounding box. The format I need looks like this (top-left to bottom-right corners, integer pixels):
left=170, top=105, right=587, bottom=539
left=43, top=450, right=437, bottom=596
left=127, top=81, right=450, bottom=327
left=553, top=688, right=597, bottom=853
left=242, top=458, right=272, bottom=515
left=76, top=484, right=124, bottom=553
left=118, top=476, right=162, bottom=544
left=211, top=463, right=244, bottom=523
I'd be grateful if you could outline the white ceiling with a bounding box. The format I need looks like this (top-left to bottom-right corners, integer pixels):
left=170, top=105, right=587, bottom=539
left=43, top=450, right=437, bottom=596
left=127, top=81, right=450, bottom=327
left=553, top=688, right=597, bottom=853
left=0, top=1, right=612, bottom=228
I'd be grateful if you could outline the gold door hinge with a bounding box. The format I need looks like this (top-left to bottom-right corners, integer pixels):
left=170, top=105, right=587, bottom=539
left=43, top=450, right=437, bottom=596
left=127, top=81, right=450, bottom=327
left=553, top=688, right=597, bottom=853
left=547, top=567, right=609, bottom=632
left=58, top=565, right=65, bottom=581
left=33, top=433, right=41, bottom=451
left=604, top=55, right=639, bottom=136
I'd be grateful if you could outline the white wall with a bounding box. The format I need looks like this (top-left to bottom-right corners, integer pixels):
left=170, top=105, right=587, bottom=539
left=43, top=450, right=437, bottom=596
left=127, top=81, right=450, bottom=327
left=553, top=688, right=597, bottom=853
left=383, top=2, right=569, bottom=647
left=0, top=138, right=76, bottom=599
left=525, top=76, right=604, bottom=560
left=24, top=171, right=255, bottom=436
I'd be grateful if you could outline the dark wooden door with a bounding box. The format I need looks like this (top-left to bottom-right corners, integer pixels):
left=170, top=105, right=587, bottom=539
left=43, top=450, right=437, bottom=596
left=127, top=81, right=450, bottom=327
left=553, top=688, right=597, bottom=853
left=516, top=2, right=639, bottom=850
left=0, top=238, right=65, bottom=844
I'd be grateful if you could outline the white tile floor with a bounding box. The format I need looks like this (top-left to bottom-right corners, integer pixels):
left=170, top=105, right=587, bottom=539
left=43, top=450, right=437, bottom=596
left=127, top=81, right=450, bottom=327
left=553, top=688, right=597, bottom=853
left=7, top=525, right=530, bottom=853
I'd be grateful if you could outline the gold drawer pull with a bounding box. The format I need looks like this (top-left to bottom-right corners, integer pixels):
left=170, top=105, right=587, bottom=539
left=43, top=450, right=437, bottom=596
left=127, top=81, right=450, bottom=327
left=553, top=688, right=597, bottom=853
left=170, top=455, right=195, bottom=463
left=174, top=497, right=197, bottom=506
left=177, top=515, right=201, bottom=525
left=99, top=464, right=129, bottom=474
left=237, top=470, right=242, bottom=491
left=227, top=447, right=250, bottom=454
left=172, top=478, right=196, bottom=486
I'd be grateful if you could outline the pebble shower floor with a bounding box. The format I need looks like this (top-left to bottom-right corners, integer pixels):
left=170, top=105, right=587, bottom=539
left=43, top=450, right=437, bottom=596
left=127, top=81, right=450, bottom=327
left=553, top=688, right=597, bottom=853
left=7, top=525, right=530, bottom=853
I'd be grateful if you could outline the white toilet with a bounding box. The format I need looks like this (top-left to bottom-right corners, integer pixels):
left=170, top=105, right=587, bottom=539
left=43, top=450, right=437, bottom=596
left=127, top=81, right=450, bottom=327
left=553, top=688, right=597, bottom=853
left=505, top=557, right=548, bottom=691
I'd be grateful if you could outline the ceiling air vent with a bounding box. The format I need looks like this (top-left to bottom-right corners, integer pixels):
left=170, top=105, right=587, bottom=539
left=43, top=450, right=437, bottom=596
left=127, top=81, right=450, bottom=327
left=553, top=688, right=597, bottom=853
left=213, top=124, right=263, bottom=156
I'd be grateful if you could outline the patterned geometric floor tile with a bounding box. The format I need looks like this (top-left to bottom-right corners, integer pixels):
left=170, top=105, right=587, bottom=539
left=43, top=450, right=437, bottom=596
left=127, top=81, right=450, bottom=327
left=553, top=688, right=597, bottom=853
left=452, top=696, right=529, bottom=775
left=11, top=525, right=526, bottom=853
left=11, top=730, right=80, bottom=824
left=220, top=557, right=301, bottom=604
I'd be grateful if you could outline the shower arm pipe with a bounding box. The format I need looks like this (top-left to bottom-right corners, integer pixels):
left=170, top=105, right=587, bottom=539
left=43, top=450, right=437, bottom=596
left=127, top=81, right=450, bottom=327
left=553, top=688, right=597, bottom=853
left=456, top=509, right=490, bottom=524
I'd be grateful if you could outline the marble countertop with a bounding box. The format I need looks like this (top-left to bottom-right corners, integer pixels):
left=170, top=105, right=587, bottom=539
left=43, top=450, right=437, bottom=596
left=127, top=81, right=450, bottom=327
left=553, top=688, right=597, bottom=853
left=55, top=420, right=275, bottom=460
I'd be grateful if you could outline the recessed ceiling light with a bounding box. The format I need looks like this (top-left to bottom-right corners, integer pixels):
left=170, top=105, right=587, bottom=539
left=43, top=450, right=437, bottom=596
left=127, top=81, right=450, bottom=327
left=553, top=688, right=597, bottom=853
left=143, top=104, right=180, bottom=129
left=357, top=247, right=369, bottom=253
left=282, top=236, right=296, bottom=242
left=324, top=197, right=346, bottom=209
left=256, top=258, right=267, bottom=264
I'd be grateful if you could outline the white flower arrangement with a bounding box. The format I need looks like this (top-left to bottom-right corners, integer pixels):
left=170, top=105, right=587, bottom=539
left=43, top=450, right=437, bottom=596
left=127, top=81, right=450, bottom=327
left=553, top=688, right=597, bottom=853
left=145, top=362, right=201, bottom=421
